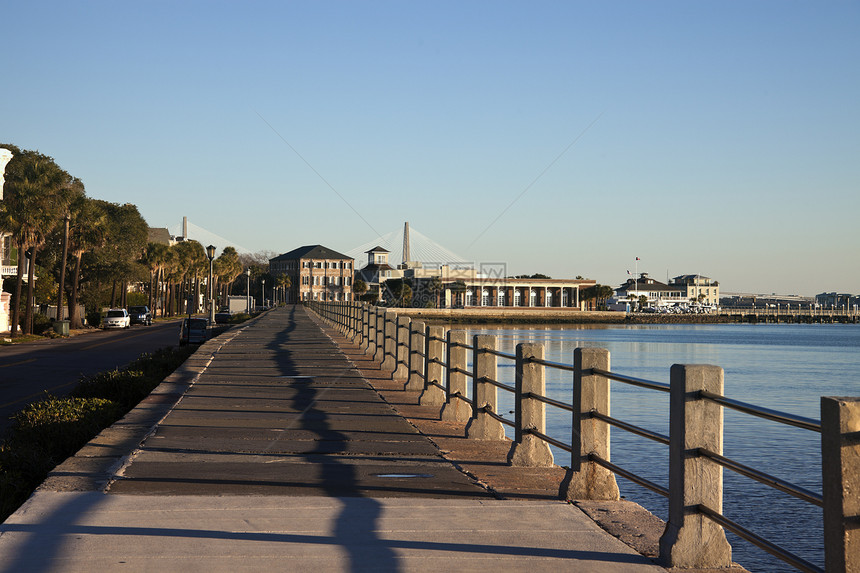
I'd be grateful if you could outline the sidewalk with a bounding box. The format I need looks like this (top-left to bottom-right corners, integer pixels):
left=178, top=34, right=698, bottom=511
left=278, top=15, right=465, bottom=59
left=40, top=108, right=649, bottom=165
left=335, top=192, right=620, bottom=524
left=0, top=306, right=666, bottom=572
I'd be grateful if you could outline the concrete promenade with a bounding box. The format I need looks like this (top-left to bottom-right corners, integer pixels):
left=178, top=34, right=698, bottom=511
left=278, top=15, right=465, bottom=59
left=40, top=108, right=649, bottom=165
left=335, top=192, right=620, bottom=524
left=0, top=306, right=667, bottom=572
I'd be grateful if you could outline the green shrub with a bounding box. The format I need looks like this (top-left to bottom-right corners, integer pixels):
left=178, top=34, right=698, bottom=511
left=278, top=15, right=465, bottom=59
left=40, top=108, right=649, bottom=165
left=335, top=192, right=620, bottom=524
left=32, top=313, right=53, bottom=335
left=72, top=370, right=153, bottom=410
left=6, top=396, right=123, bottom=455
left=0, top=345, right=194, bottom=523
left=230, top=312, right=251, bottom=323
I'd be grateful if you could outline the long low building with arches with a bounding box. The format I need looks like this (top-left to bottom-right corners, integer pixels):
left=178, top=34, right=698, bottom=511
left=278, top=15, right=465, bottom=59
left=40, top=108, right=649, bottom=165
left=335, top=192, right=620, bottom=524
left=423, top=277, right=598, bottom=310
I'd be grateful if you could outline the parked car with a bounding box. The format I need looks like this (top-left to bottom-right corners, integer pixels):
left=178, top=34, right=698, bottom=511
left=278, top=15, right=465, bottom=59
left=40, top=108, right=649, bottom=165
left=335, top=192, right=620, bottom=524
left=179, top=317, right=210, bottom=345
left=128, top=305, right=152, bottom=326
left=103, top=308, right=130, bottom=329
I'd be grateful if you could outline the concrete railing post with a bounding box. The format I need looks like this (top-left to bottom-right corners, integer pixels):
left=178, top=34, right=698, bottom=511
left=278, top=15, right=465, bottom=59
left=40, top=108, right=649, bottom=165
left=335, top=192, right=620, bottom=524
left=562, top=347, right=620, bottom=500
left=373, top=309, right=386, bottom=363
left=361, top=304, right=369, bottom=349
left=466, top=334, right=505, bottom=440
left=821, top=396, right=860, bottom=573
left=364, top=306, right=377, bottom=356
left=659, top=364, right=732, bottom=568
left=392, top=316, right=410, bottom=379
left=419, top=325, right=446, bottom=406
left=406, top=320, right=426, bottom=391
left=507, top=343, right=554, bottom=467
left=354, top=303, right=363, bottom=346
left=380, top=311, right=398, bottom=371
left=441, top=330, right=471, bottom=422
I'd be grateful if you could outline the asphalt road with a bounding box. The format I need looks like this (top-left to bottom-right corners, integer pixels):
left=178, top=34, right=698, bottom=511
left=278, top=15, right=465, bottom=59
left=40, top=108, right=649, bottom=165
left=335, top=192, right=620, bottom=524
left=0, top=321, right=182, bottom=436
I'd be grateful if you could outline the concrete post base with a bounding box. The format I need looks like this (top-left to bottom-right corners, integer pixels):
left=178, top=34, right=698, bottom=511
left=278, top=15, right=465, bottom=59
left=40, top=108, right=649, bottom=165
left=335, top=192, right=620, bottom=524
left=404, top=373, right=424, bottom=391
left=419, top=385, right=446, bottom=407
left=559, top=463, right=620, bottom=501
left=507, top=434, right=554, bottom=467
left=440, top=398, right=471, bottom=423
left=392, top=363, right=408, bottom=379
left=659, top=521, right=732, bottom=569
left=465, top=415, right=506, bottom=440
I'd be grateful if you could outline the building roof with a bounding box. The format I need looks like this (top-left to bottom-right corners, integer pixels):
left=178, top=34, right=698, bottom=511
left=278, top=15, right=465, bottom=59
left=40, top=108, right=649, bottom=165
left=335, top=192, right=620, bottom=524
left=617, top=277, right=685, bottom=293
left=147, top=227, right=172, bottom=245
left=361, top=263, right=394, bottom=272
left=366, top=246, right=389, bottom=253
left=270, top=245, right=353, bottom=262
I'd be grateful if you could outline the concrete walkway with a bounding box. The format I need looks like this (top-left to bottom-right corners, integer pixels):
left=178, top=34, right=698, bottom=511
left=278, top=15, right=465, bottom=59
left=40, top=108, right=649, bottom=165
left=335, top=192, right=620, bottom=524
left=0, top=306, right=666, bottom=572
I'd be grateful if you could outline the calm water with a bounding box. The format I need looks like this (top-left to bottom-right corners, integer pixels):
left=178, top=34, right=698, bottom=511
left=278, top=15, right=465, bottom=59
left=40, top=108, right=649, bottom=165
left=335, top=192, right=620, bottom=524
left=457, top=323, right=860, bottom=572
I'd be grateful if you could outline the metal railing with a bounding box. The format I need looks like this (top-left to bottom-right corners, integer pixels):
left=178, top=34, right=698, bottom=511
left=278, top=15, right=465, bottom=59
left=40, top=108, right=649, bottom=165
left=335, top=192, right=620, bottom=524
left=306, top=301, right=857, bottom=573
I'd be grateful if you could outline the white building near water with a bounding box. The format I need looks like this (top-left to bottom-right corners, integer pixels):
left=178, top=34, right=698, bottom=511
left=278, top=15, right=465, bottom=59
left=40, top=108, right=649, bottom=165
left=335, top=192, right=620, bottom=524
left=610, top=273, right=720, bottom=311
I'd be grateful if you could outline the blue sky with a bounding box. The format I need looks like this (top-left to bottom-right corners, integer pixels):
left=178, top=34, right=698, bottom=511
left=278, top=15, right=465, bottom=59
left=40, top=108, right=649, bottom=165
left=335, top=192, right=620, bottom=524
left=2, top=1, right=857, bottom=296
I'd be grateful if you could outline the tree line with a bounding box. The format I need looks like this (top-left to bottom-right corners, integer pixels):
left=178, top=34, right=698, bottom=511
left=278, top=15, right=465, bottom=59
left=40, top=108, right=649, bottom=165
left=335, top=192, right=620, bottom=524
left=0, top=144, right=279, bottom=337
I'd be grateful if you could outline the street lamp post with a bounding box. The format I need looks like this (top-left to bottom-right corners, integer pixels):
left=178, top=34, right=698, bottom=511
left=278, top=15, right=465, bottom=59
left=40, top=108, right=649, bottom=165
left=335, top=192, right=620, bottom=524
left=262, top=279, right=266, bottom=309
left=246, top=268, right=251, bottom=313
left=206, top=245, right=216, bottom=324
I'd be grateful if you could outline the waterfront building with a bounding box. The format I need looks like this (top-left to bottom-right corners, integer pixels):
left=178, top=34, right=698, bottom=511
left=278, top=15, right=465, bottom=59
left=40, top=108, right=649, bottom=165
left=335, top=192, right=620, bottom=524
left=815, top=292, right=859, bottom=311
left=611, top=273, right=720, bottom=311
left=671, top=274, right=720, bottom=306
left=269, top=245, right=354, bottom=303
left=354, top=246, right=395, bottom=301
left=434, top=277, right=596, bottom=309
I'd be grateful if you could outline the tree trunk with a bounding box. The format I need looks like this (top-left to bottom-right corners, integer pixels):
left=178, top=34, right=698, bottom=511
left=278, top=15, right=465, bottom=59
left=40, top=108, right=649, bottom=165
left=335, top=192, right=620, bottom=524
left=10, top=239, right=25, bottom=338
left=110, top=281, right=117, bottom=308
left=69, top=252, right=83, bottom=329
left=24, top=245, right=38, bottom=335
left=57, top=217, right=70, bottom=323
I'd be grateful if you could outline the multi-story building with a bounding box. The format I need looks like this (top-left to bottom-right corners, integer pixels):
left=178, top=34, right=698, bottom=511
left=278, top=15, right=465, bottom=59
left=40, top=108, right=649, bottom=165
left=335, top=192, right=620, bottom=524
left=269, top=245, right=354, bottom=303
left=671, top=274, right=720, bottom=306
left=612, top=273, right=720, bottom=310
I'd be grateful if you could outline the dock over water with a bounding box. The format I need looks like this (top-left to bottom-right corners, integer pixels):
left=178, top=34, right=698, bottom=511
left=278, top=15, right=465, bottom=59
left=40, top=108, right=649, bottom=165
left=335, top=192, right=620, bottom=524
left=0, top=306, right=672, bottom=572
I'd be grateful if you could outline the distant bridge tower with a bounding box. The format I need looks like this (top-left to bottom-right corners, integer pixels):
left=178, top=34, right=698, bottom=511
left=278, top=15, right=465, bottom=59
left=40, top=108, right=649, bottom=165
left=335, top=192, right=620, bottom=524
left=402, top=221, right=410, bottom=265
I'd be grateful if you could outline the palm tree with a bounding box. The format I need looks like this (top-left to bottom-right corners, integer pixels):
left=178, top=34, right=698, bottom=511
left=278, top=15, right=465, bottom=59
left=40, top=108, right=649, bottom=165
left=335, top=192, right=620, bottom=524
left=274, top=273, right=291, bottom=304
left=427, top=276, right=443, bottom=308
left=215, top=246, right=241, bottom=302
left=353, top=278, right=368, bottom=302
left=0, top=149, right=79, bottom=335
left=67, top=197, right=108, bottom=328
left=141, top=242, right=170, bottom=313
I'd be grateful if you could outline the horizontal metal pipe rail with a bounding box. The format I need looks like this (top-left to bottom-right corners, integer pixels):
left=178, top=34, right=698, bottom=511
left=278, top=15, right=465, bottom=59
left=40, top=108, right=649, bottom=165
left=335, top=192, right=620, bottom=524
left=589, top=367, right=671, bottom=393
left=483, top=348, right=517, bottom=361
left=524, top=391, right=574, bottom=413
left=479, top=376, right=515, bottom=394
left=450, top=391, right=473, bottom=406
left=697, top=505, right=824, bottom=573
left=527, top=428, right=572, bottom=452
left=481, top=406, right=516, bottom=427
left=697, top=448, right=822, bottom=506
left=699, top=389, right=821, bottom=432
left=590, top=410, right=670, bottom=446
left=589, top=453, right=670, bottom=498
